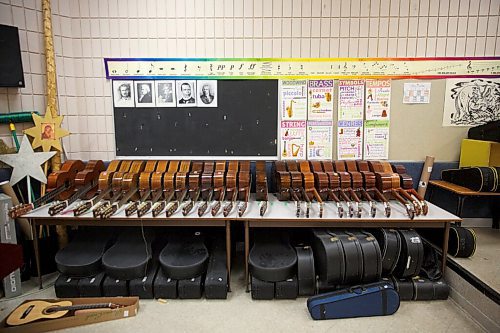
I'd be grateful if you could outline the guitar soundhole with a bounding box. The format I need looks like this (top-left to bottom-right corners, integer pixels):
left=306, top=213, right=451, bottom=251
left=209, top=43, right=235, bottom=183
left=21, top=305, right=35, bottom=319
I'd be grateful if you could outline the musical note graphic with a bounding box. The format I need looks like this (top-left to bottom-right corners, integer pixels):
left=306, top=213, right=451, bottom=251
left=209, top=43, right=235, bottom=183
left=184, top=64, right=188, bottom=72
left=148, top=64, right=154, bottom=73
left=239, top=64, right=244, bottom=70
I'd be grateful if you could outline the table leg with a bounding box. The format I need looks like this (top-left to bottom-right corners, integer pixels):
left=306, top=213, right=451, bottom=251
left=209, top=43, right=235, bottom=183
left=31, top=220, right=43, bottom=289
left=456, top=196, right=465, bottom=226
left=441, top=222, right=450, bottom=277
left=492, top=198, right=499, bottom=229
left=226, top=221, right=231, bottom=292
left=244, top=221, right=250, bottom=292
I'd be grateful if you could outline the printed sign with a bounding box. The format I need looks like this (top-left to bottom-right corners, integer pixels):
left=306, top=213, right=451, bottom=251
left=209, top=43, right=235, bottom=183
left=307, top=80, right=334, bottom=120
left=281, top=120, right=306, bottom=160
left=365, top=79, right=391, bottom=120
left=364, top=120, right=390, bottom=160
left=337, top=120, right=363, bottom=160
left=307, top=121, right=333, bottom=160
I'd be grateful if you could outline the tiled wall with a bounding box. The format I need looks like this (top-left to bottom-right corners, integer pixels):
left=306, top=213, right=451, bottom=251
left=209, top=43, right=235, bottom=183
left=0, top=0, right=499, bottom=160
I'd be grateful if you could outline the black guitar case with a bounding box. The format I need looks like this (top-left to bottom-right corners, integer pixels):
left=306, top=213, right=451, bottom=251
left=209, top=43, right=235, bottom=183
left=441, top=167, right=499, bottom=192
left=391, top=277, right=414, bottom=301
left=78, top=271, right=106, bottom=297
left=178, top=275, right=204, bottom=299
left=54, top=275, right=79, bottom=298
left=371, top=229, right=401, bottom=276
left=311, top=229, right=344, bottom=286
left=159, top=231, right=209, bottom=280
left=336, top=232, right=362, bottom=285
left=394, top=230, right=424, bottom=278
left=295, top=246, right=316, bottom=296
left=352, top=231, right=382, bottom=283
left=449, top=225, right=477, bottom=258
left=153, top=268, right=178, bottom=299
left=251, top=275, right=275, bottom=300
left=102, top=276, right=128, bottom=297
left=433, top=279, right=450, bottom=300
left=102, top=228, right=154, bottom=280
left=468, top=120, right=500, bottom=142
left=55, top=228, right=115, bottom=277
left=412, top=277, right=449, bottom=301
left=249, top=230, right=297, bottom=282
left=275, top=275, right=298, bottom=299
left=204, top=237, right=228, bottom=299
left=129, top=262, right=159, bottom=299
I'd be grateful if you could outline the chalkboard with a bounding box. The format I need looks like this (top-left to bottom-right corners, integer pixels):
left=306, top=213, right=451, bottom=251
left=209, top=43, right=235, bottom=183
left=114, top=80, right=278, bottom=157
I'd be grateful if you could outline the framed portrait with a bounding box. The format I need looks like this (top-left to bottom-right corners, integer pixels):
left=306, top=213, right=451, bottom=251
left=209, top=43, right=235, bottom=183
left=112, top=80, right=135, bottom=107
left=176, top=80, right=197, bottom=107
left=197, top=80, right=218, bottom=107
left=155, top=80, right=176, bottom=107
left=134, top=80, right=156, bottom=107
left=41, top=122, right=55, bottom=140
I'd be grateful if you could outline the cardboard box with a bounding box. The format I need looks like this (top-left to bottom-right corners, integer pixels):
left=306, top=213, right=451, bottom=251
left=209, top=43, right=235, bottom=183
left=0, top=194, right=22, bottom=298
left=0, top=297, right=139, bottom=333
left=459, top=139, right=500, bottom=168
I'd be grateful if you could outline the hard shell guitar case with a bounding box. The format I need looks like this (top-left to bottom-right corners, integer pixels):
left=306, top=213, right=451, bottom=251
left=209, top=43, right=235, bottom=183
left=307, top=281, right=400, bottom=320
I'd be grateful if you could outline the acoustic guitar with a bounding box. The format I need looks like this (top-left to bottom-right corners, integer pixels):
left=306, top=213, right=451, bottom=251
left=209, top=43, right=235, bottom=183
left=391, top=164, right=429, bottom=215
left=6, top=300, right=120, bottom=326
left=211, top=161, right=227, bottom=216
left=73, top=160, right=122, bottom=216
left=332, top=160, right=361, bottom=218
left=255, top=161, right=268, bottom=216
left=125, top=160, right=157, bottom=216
left=356, top=160, right=391, bottom=217
left=9, top=160, right=86, bottom=218
left=315, top=161, right=344, bottom=217
left=286, top=161, right=303, bottom=218
left=48, top=160, right=106, bottom=216
left=274, top=161, right=291, bottom=201
left=299, top=161, right=323, bottom=218
left=237, top=161, right=251, bottom=217
left=152, top=160, right=180, bottom=217
left=181, top=161, right=203, bottom=216
left=223, top=161, right=239, bottom=217
left=137, top=160, right=169, bottom=217
left=198, top=161, right=215, bottom=216
left=345, top=160, right=377, bottom=218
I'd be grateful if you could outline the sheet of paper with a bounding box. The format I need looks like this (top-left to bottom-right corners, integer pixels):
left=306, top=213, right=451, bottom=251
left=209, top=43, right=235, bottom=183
left=337, top=120, right=363, bottom=160
left=280, top=120, right=306, bottom=160
left=364, top=120, right=390, bottom=160
left=403, top=82, right=431, bottom=104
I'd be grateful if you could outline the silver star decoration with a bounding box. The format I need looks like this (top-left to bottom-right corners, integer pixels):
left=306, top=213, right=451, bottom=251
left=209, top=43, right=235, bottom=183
left=0, top=135, right=56, bottom=185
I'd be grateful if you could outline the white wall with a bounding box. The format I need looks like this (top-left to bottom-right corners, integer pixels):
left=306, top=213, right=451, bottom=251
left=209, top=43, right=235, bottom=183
left=0, top=0, right=499, bottom=161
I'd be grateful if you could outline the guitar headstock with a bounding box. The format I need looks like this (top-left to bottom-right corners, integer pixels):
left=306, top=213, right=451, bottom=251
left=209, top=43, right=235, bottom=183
left=8, top=203, right=33, bottom=219
left=48, top=201, right=67, bottom=216
left=152, top=201, right=165, bottom=217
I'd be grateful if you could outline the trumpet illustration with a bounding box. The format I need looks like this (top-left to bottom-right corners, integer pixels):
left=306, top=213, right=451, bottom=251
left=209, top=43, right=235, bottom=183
left=286, top=100, right=296, bottom=118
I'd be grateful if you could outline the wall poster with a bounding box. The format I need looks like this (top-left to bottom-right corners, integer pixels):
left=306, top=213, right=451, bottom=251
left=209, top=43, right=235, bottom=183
left=364, top=120, right=390, bottom=160
left=337, top=120, right=363, bottom=160
left=307, top=121, right=333, bottom=160
left=338, top=80, right=364, bottom=159
left=307, top=80, right=334, bottom=120
left=365, top=79, right=391, bottom=120
left=403, top=82, right=431, bottom=104
left=280, top=120, right=306, bottom=160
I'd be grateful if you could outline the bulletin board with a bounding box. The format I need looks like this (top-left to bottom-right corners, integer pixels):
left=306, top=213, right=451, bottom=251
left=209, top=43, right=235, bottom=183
left=113, top=80, right=278, bottom=158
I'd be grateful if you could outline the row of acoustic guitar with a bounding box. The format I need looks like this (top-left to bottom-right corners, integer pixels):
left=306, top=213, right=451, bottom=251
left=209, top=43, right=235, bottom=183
left=9, top=159, right=427, bottom=220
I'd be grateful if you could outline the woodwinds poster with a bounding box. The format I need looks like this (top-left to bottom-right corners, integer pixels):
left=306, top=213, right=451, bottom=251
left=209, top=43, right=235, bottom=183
left=280, top=80, right=307, bottom=160
left=338, top=80, right=365, bottom=159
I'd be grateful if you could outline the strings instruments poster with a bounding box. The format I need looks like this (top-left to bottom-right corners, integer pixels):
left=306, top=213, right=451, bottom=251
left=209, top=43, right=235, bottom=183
left=364, top=79, right=391, bottom=159
left=280, top=80, right=307, bottom=159
left=307, top=80, right=334, bottom=159
left=337, top=80, right=365, bottom=159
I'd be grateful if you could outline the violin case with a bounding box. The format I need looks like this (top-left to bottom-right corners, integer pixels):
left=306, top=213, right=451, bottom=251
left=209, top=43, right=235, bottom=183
left=307, top=281, right=400, bottom=320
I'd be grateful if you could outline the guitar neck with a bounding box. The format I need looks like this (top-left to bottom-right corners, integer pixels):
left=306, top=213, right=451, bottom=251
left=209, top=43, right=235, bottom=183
left=34, top=185, right=67, bottom=207
left=52, top=303, right=117, bottom=312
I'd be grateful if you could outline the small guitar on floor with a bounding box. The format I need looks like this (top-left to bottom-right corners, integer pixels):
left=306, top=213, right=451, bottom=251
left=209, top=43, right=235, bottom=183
left=6, top=300, right=121, bottom=326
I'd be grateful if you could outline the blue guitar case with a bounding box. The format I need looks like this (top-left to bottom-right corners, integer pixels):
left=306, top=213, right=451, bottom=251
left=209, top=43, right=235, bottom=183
left=307, top=281, right=400, bottom=320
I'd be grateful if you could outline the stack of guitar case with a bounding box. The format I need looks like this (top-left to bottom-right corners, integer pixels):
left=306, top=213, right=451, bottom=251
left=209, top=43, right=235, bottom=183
left=54, top=228, right=227, bottom=299
left=249, top=228, right=449, bottom=304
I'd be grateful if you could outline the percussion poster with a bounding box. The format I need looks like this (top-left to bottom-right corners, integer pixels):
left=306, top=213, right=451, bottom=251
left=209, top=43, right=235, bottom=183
left=307, top=80, right=334, bottom=120
left=307, top=121, right=333, bottom=160
left=443, top=78, right=500, bottom=126
left=337, top=120, right=363, bottom=160
left=280, top=120, right=306, bottom=160
left=364, top=120, right=390, bottom=160
left=365, top=79, right=391, bottom=120
left=281, top=80, right=308, bottom=121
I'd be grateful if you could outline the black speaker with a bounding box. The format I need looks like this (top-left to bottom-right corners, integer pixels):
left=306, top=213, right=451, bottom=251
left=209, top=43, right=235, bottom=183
left=0, top=24, right=25, bottom=87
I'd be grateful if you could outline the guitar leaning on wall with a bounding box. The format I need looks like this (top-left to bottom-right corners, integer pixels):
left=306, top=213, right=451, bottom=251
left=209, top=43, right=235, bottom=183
left=6, top=300, right=121, bottom=326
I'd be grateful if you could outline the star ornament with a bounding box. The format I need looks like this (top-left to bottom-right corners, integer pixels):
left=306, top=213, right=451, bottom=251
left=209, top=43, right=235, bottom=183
left=0, top=135, right=56, bottom=185
left=24, top=111, right=70, bottom=151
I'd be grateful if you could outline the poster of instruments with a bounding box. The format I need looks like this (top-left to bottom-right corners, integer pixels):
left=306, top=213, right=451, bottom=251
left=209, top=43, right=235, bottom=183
left=281, top=80, right=308, bottom=121
left=337, top=120, right=363, bottom=160
left=280, top=120, right=306, bottom=160
left=338, top=80, right=364, bottom=160
left=307, top=80, right=334, bottom=120
left=365, top=79, right=391, bottom=120
left=307, top=121, right=333, bottom=160
left=364, top=120, right=390, bottom=160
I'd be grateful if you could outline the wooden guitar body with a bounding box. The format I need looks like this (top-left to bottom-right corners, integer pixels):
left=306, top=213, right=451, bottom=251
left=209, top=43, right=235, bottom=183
left=7, top=300, right=72, bottom=326
left=46, top=160, right=86, bottom=200
left=274, top=161, right=290, bottom=201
